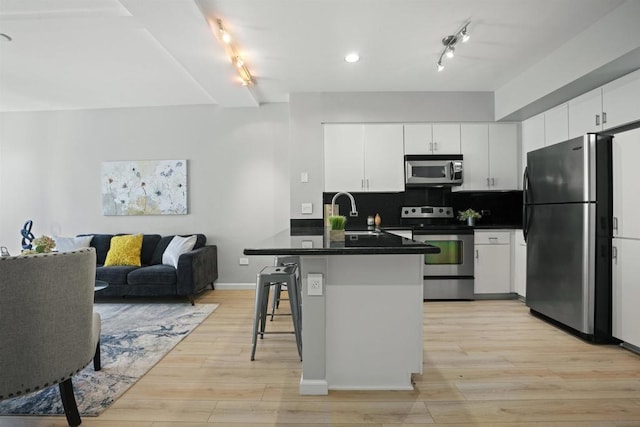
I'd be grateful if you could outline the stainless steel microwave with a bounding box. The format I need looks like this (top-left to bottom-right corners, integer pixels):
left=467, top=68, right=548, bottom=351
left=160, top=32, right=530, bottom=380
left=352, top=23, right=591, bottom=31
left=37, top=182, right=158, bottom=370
left=405, top=155, right=463, bottom=187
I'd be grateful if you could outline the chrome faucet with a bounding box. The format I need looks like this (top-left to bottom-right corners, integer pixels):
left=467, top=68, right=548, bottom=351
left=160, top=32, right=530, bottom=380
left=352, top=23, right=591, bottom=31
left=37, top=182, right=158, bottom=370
left=331, top=192, right=358, bottom=217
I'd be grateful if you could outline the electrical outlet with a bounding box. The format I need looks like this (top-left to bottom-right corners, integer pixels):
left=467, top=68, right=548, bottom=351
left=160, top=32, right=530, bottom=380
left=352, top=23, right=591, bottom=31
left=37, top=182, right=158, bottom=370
left=307, top=273, right=323, bottom=296
left=239, top=257, right=249, bottom=266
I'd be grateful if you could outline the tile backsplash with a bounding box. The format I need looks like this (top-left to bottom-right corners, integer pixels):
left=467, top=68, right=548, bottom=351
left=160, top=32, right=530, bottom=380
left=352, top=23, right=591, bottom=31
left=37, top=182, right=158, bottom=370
left=323, top=188, right=523, bottom=228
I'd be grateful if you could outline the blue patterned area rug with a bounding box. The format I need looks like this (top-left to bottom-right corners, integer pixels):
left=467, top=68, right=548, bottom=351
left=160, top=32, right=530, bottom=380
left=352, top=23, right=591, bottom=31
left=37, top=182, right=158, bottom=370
left=0, top=302, right=217, bottom=417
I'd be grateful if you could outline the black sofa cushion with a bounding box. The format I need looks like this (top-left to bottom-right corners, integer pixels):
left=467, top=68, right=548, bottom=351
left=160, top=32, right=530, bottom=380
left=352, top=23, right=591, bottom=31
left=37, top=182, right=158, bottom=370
left=84, top=234, right=113, bottom=265
left=140, top=234, right=162, bottom=265
left=96, top=265, right=139, bottom=285
left=81, top=233, right=161, bottom=266
left=150, top=234, right=206, bottom=265
left=127, top=264, right=177, bottom=286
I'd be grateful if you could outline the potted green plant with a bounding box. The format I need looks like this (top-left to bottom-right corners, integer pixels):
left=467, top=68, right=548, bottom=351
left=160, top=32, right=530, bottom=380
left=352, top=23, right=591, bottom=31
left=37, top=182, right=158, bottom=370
left=328, top=215, right=347, bottom=241
left=457, top=209, right=481, bottom=226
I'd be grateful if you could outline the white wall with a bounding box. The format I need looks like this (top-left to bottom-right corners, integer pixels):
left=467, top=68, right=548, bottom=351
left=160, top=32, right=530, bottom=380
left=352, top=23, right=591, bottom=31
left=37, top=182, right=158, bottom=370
left=0, top=104, right=289, bottom=284
left=289, top=91, right=495, bottom=219
left=495, top=0, right=640, bottom=120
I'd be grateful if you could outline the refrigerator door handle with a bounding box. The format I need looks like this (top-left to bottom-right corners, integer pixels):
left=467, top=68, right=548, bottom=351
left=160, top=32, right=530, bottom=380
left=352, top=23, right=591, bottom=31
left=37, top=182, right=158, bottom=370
left=522, top=166, right=530, bottom=242
left=613, top=216, right=618, bottom=235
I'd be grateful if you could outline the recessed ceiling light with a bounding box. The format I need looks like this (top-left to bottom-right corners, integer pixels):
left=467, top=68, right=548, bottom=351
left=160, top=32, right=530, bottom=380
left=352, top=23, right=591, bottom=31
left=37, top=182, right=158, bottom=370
left=345, top=53, right=360, bottom=63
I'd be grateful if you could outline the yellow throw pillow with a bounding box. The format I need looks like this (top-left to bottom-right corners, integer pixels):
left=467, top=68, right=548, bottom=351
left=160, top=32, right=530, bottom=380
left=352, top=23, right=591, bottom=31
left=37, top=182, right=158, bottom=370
left=103, top=234, right=143, bottom=266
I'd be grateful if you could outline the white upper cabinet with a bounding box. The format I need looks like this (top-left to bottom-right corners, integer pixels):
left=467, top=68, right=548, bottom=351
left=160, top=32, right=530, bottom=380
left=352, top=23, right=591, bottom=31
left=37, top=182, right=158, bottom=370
left=432, top=124, right=461, bottom=154
left=602, top=69, right=640, bottom=131
left=324, top=124, right=364, bottom=192
left=488, top=124, right=519, bottom=190
left=544, top=103, right=569, bottom=146
left=521, top=112, right=545, bottom=184
left=459, top=123, right=489, bottom=191
left=612, top=127, right=640, bottom=239
left=324, top=123, right=404, bottom=193
left=363, top=124, right=405, bottom=192
left=404, top=123, right=461, bottom=155
left=458, top=123, right=518, bottom=191
left=568, top=87, right=603, bottom=138
left=566, top=69, right=640, bottom=138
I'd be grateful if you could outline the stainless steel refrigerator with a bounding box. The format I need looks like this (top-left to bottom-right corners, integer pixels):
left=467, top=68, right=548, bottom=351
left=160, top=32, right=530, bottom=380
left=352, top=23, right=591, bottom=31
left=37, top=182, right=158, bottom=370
left=523, top=133, right=613, bottom=342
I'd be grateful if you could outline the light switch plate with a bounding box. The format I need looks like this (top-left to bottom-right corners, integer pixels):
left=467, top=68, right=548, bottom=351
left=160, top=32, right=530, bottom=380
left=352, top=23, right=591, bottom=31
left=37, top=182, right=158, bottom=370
left=301, top=172, right=309, bottom=183
left=301, top=203, right=313, bottom=214
left=307, top=273, right=323, bottom=296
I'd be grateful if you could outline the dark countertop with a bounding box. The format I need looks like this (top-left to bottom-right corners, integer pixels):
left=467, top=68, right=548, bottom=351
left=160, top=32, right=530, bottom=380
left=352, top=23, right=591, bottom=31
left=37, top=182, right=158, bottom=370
left=244, top=228, right=440, bottom=256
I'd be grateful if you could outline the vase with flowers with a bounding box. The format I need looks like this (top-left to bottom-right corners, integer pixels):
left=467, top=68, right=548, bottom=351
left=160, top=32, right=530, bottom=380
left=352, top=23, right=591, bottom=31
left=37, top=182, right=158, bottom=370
left=457, top=209, right=482, bottom=226
left=21, top=235, right=55, bottom=255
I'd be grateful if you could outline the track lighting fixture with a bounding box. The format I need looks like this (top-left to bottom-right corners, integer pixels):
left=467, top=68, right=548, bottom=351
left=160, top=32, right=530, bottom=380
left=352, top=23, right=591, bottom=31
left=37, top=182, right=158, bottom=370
left=213, top=19, right=253, bottom=86
left=436, top=22, right=470, bottom=72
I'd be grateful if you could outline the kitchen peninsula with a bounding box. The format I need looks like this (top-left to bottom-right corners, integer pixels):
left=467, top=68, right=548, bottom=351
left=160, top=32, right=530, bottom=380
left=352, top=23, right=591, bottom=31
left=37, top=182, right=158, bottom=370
left=244, top=228, right=439, bottom=395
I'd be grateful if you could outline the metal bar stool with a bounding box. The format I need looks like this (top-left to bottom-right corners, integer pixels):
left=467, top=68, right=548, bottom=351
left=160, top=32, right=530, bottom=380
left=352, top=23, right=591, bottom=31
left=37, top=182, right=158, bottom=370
left=251, top=264, right=302, bottom=361
left=270, top=256, right=300, bottom=321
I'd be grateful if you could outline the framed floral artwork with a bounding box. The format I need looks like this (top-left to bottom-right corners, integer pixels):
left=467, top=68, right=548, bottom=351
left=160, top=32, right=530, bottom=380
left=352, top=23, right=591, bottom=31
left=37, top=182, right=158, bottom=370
left=101, top=160, right=187, bottom=215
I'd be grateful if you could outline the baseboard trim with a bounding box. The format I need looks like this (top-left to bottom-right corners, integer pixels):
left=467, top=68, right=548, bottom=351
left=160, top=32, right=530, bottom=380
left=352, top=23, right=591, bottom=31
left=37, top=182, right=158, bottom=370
left=299, top=376, right=328, bottom=395
left=214, top=282, right=256, bottom=290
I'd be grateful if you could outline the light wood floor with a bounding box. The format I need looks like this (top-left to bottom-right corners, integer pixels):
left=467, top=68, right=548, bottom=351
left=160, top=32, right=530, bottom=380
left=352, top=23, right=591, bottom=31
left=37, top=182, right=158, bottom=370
left=2, top=289, right=640, bottom=426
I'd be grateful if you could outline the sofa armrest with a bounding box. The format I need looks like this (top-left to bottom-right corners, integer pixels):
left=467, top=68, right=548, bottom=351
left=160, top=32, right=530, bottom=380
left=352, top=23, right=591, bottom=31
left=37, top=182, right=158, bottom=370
left=175, top=245, right=218, bottom=296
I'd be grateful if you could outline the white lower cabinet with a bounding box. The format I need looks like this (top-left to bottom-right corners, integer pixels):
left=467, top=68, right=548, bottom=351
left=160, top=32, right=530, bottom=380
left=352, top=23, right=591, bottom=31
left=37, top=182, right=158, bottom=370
left=612, top=238, right=640, bottom=349
left=474, top=231, right=512, bottom=296
left=513, top=231, right=526, bottom=298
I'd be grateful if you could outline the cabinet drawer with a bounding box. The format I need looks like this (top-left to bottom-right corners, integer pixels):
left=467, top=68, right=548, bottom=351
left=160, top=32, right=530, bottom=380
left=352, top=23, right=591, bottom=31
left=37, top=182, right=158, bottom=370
left=475, top=231, right=510, bottom=244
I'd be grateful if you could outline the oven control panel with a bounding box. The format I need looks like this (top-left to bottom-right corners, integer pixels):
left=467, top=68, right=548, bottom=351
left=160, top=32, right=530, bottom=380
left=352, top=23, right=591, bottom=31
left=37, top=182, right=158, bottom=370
left=401, top=206, right=453, bottom=219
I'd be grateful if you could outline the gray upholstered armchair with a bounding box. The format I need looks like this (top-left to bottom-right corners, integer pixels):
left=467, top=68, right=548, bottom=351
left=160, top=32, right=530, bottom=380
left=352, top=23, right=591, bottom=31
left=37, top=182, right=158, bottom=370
left=0, top=248, right=101, bottom=426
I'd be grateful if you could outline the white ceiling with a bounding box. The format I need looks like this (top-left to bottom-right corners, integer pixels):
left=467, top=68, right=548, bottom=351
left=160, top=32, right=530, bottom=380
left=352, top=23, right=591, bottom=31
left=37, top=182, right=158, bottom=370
left=0, top=0, right=628, bottom=112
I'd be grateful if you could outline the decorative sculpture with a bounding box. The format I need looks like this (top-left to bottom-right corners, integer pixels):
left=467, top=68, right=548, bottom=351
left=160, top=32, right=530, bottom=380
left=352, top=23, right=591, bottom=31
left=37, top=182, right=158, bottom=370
left=21, top=220, right=35, bottom=250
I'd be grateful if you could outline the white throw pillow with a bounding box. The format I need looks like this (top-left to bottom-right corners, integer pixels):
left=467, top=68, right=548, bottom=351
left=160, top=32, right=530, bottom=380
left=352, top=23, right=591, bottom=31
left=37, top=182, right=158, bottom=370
left=162, top=235, right=197, bottom=268
left=54, top=235, right=93, bottom=252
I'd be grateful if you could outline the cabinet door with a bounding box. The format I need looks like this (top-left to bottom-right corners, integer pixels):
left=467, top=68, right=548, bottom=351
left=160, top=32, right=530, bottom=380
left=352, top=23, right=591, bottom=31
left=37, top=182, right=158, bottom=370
left=488, top=123, right=518, bottom=190
left=602, top=69, right=640, bottom=130
left=363, top=124, right=405, bottom=192
left=568, top=87, right=602, bottom=139
left=432, top=123, right=461, bottom=154
left=612, top=238, right=640, bottom=347
left=459, top=124, right=489, bottom=191
left=324, top=124, right=364, bottom=192
left=521, top=113, right=545, bottom=185
left=544, top=103, right=569, bottom=146
left=404, top=124, right=432, bottom=155
left=475, top=243, right=511, bottom=294
left=612, top=127, right=640, bottom=239
left=513, top=231, right=527, bottom=297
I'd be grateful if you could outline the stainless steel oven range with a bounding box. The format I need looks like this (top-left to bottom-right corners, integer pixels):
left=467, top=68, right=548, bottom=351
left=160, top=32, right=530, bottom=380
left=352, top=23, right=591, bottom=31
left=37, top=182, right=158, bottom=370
left=401, top=206, right=474, bottom=300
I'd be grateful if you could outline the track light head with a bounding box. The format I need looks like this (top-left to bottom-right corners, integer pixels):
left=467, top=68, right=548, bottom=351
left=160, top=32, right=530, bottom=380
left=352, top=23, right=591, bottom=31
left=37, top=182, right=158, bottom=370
left=461, top=26, right=470, bottom=43
left=446, top=46, right=455, bottom=58
left=435, top=21, right=470, bottom=71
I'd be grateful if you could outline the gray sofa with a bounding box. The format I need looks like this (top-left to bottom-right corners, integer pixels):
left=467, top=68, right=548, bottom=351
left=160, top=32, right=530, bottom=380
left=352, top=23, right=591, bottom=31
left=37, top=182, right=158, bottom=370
left=84, top=233, right=218, bottom=304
